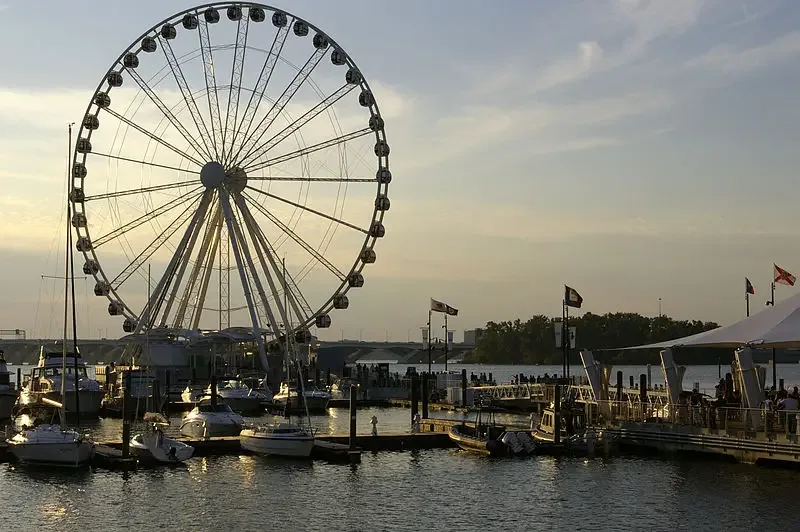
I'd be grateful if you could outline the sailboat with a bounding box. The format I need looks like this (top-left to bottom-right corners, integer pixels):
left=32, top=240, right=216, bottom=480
left=240, top=259, right=314, bottom=458
left=6, top=123, right=94, bottom=467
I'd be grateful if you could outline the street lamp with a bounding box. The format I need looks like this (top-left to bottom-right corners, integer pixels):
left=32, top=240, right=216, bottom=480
left=658, top=298, right=662, bottom=318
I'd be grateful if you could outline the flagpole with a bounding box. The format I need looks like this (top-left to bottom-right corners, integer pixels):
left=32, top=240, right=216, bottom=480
left=565, top=303, right=570, bottom=381
left=771, top=280, right=776, bottom=391
left=444, top=313, right=448, bottom=372
left=427, top=309, right=432, bottom=374
left=746, top=292, right=749, bottom=317
left=561, top=299, right=567, bottom=380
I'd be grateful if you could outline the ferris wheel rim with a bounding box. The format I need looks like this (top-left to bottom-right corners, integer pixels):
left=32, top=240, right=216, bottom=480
left=69, top=1, right=391, bottom=339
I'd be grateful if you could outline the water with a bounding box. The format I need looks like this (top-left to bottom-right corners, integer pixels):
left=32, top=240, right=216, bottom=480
left=4, top=363, right=799, bottom=530
left=1, top=451, right=798, bottom=531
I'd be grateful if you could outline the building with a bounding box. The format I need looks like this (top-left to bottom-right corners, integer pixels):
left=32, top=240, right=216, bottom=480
left=463, top=328, right=484, bottom=346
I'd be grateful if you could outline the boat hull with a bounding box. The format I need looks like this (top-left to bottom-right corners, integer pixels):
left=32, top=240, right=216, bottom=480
left=0, top=390, right=16, bottom=420
left=180, top=418, right=242, bottom=438
left=448, top=425, right=506, bottom=456
left=18, top=390, right=104, bottom=418
left=218, top=396, right=264, bottom=414
left=8, top=440, right=94, bottom=466
left=130, top=434, right=194, bottom=463
left=240, top=430, right=314, bottom=457
left=272, top=394, right=330, bottom=413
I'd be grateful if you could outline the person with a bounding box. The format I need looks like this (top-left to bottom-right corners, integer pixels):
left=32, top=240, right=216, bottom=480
left=530, top=412, right=536, bottom=430
left=412, top=413, right=421, bottom=433
left=370, top=415, right=378, bottom=436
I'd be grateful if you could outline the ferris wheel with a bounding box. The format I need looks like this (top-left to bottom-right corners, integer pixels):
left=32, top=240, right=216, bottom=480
left=69, top=3, right=391, bottom=366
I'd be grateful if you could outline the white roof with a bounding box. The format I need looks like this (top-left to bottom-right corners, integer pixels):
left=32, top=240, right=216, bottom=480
left=623, top=290, right=800, bottom=349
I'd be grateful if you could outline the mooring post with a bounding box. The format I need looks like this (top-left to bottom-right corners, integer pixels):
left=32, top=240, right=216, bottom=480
left=421, top=372, right=429, bottom=419
left=16, top=368, right=21, bottom=391
left=780, top=378, right=785, bottom=392
left=461, top=369, right=467, bottom=407
left=315, top=366, right=321, bottom=388
left=554, top=383, right=561, bottom=445
left=629, top=375, right=634, bottom=388
left=410, top=373, right=419, bottom=426
left=640, top=374, right=647, bottom=421
left=165, top=370, right=171, bottom=409
left=349, top=384, right=357, bottom=451
left=210, top=374, right=218, bottom=406
left=121, top=370, right=132, bottom=459
left=326, top=368, right=331, bottom=387
left=616, top=370, right=623, bottom=419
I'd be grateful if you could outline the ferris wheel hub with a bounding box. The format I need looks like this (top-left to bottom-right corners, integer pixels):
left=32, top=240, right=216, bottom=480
left=225, top=166, right=248, bottom=194
left=200, top=161, right=225, bottom=188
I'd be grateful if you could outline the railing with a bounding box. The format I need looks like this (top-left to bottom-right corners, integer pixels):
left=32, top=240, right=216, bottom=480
left=601, top=400, right=800, bottom=441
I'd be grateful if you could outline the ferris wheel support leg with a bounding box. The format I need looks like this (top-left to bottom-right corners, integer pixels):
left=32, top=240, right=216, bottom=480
left=218, top=190, right=268, bottom=370
left=133, top=190, right=214, bottom=334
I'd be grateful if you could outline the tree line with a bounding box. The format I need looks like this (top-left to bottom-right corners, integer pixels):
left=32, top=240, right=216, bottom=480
left=464, top=312, right=727, bottom=365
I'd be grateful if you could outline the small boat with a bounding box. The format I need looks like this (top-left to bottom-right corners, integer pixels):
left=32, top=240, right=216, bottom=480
left=131, top=413, right=194, bottom=464
left=16, top=347, right=105, bottom=418
left=199, top=378, right=268, bottom=414
left=240, top=422, right=314, bottom=457
left=533, top=405, right=614, bottom=455
left=7, top=423, right=94, bottom=467
left=180, top=399, right=244, bottom=439
left=448, top=406, right=508, bottom=456
left=0, top=350, right=16, bottom=421
left=272, top=381, right=331, bottom=413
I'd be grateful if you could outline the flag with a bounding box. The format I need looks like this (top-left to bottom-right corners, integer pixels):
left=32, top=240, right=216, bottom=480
left=564, top=285, right=583, bottom=309
left=745, top=277, right=755, bottom=295
left=774, top=264, right=796, bottom=286
left=431, top=298, right=458, bottom=315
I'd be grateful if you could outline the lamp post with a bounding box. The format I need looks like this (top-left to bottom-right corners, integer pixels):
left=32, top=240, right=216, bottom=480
left=658, top=298, right=662, bottom=318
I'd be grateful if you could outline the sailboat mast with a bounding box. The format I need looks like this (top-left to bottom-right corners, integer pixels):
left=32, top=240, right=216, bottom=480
left=60, top=123, right=73, bottom=423
left=68, top=122, right=81, bottom=423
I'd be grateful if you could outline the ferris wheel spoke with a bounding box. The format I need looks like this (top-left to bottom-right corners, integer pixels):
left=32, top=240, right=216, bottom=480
left=227, top=17, right=293, bottom=167
left=93, top=187, right=203, bottom=248
left=233, top=195, right=291, bottom=333
left=91, top=152, right=200, bottom=175
left=159, top=194, right=218, bottom=329
left=236, top=83, right=357, bottom=169
left=196, top=14, right=224, bottom=159
left=245, top=186, right=368, bottom=234
left=229, top=46, right=328, bottom=168
left=245, top=128, right=373, bottom=174
left=160, top=36, right=216, bottom=161
left=125, top=67, right=212, bottom=162
left=218, top=190, right=273, bottom=365
left=103, top=107, right=204, bottom=167
left=183, top=208, right=222, bottom=329
left=244, top=192, right=346, bottom=281
left=110, top=190, right=206, bottom=290
left=221, top=13, right=250, bottom=165
left=84, top=180, right=197, bottom=202
left=254, top=176, right=375, bottom=183
left=135, top=189, right=215, bottom=331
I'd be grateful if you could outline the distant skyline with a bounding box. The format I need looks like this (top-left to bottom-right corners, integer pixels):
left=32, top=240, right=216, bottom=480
left=2, top=0, right=800, bottom=342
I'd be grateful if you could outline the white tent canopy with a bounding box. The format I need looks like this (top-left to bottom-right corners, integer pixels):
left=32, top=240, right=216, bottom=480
left=618, top=290, right=800, bottom=350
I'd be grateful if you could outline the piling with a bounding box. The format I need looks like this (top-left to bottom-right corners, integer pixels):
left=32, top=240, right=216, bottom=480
left=616, top=371, right=623, bottom=417
left=121, top=370, right=132, bottom=459
left=165, top=371, right=171, bottom=404
left=554, top=383, right=561, bottom=445
left=421, top=373, right=429, bottom=419
left=629, top=375, right=634, bottom=388
left=410, top=373, right=419, bottom=426
left=461, top=369, right=467, bottom=407
left=780, top=378, right=785, bottom=392
left=326, top=368, right=331, bottom=386
left=210, top=374, right=218, bottom=406
left=647, top=364, right=652, bottom=388
left=349, top=385, right=357, bottom=451
left=640, top=374, right=647, bottom=418
left=315, top=367, right=321, bottom=388
left=16, top=368, right=21, bottom=390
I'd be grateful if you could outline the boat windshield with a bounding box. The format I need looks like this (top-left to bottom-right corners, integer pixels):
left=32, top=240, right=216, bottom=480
left=41, top=367, right=87, bottom=378
left=221, top=380, right=247, bottom=390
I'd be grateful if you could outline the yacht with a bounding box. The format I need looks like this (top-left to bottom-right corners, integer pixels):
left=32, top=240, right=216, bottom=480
left=240, top=422, right=314, bottom=457
left=0, top=350, right=16, bottom=420
left=101, top=368, right=164, bottom=418
left=180, top=399, right=244, bottom=438
left=17, top=347, right=104, bottom=418
left=7, top=423, right=94, bottom=466
left=272, top=381, right=331, bottom=413
left=199, top=379, right=268, bottom=414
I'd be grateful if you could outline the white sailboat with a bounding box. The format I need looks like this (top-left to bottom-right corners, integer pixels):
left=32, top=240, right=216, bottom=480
left=240, top=259, right=315, bottom=458
left=6, top=123, right=94, bottom=467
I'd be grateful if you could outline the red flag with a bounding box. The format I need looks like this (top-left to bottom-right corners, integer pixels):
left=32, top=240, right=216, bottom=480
left=745, top=277, right=755, bottom=294
left=774, top=264, right=796, bottom=286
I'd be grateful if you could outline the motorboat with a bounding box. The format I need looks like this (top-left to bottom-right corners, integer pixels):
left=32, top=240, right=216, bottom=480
left=239, top=422, right=314, bottom=457
left=6, top=423, right=94, bottom=467
left=180, top=399, right=244, bottom=439
left=532, top=405, right=614, bottom=455
left=17, top=347, right=104, bottom=418
left=200, top=379, right=268, bottom=414
left=272, top=382, right=331, bottom=413
left=0, top=350, right=16, bottom=421
left=448, top=407, right=508, bottom=456
left=131, top=413, right=194, bottom=464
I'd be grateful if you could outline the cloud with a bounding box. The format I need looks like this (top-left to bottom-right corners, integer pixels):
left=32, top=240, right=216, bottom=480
left=685, top=31, right=800, bottom=76
left=533, top=41, right=605, bottom=92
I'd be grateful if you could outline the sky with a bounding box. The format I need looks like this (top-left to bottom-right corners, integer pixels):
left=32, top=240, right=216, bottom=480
left=2, top=0, right=800, bottom=343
